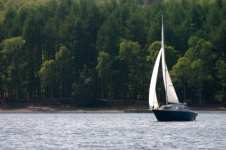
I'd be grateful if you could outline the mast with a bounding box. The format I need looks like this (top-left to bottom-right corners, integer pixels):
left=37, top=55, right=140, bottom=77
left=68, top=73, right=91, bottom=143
left=161, top=15, right=168, bottom=105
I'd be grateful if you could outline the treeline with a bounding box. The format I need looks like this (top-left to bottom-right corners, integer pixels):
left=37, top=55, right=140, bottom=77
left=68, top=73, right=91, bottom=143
left=0, top=0, right=225, bottom=106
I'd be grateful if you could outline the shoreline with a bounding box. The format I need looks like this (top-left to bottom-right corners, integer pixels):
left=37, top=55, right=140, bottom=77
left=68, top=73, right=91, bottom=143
left=0, top=105, right=226, bottom=113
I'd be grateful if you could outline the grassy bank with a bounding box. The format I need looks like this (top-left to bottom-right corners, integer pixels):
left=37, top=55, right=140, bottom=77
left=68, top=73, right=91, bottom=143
left=0, top=102, right=226, bottom=113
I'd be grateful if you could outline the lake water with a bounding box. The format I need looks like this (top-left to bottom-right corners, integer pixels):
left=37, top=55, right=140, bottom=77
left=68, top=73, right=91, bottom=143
left=0, top=112, right=225, bottom=150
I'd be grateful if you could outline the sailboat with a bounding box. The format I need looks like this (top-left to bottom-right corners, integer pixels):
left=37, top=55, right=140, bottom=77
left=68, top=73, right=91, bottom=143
left=149, top=17, right=198, bottom=121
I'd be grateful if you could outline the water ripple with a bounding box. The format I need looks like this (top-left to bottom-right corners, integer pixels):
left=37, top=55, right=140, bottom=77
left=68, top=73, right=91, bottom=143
left=0, top=112, right=225, bottom=150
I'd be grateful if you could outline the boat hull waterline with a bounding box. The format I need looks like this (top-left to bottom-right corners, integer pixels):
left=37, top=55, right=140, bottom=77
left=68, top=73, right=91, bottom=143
left=153, top=109, right=198, bottom=121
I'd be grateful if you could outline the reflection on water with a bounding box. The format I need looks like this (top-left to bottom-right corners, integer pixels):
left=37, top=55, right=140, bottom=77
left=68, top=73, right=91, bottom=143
left=0, top=112, right=225, bottom=150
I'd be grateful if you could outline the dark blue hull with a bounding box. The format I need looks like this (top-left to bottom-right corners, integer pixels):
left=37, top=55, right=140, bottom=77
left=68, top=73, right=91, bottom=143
left=153, top=109, right=198, bottom=121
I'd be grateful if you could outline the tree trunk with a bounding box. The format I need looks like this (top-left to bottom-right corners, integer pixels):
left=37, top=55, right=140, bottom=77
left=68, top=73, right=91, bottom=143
left=199, top=87, right=202, bottom=105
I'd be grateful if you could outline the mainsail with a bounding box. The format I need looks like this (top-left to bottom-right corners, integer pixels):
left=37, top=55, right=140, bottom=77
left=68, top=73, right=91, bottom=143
left=162, top=58, right=179, bottom=104
left=149, top=16, right=179, bottom=109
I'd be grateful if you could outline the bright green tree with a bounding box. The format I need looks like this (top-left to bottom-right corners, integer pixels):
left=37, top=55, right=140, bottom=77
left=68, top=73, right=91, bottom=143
left=96, top=51, right=112, bottom=98
left=0, top=36, right=27, bottom=99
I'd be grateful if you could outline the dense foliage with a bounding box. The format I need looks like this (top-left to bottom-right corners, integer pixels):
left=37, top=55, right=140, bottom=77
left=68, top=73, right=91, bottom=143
left=0, top=0, right=225, bottom=106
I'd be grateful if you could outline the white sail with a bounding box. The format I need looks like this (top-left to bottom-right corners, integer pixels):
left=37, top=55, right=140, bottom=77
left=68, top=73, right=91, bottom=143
left=161, top=17, right=179, bottom=104
left=162, top=59, right=179, bottom=103
left=149, top=49, right=162, bottom=109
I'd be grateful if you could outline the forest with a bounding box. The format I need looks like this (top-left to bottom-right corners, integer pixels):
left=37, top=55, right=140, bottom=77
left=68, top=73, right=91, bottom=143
left=0, top=0, right=225, bottom=107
